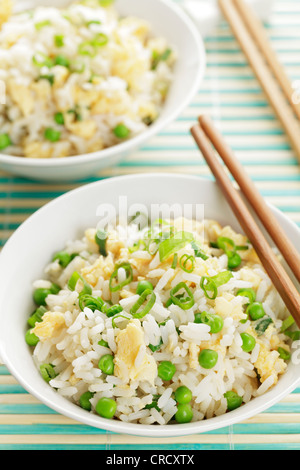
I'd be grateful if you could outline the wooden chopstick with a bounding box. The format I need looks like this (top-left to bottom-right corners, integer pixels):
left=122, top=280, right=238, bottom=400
left=218, top=0, right=300, bottom=163
left=198, top=114, right=300, bottom=285
left=232, top=0, right=300, bottom=121
left=190, top=121, right=300, bottom=328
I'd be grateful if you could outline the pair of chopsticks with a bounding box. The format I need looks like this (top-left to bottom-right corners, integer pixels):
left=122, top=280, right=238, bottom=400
left=218, top=0, right=300, bottom=162
left=191, top=115, right=300, bottom=328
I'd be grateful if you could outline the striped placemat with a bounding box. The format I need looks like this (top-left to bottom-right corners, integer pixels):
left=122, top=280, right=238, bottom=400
left=0, top=0, right=300, bottom=450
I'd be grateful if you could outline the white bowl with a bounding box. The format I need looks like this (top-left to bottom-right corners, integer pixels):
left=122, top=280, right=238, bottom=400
left=0, top=0, right=205, bottom=182
left=0, top=173, right=299, bottom=438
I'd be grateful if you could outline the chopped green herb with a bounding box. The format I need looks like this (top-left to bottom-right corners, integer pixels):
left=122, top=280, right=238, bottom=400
left=255, top=317, right=273, bottom=336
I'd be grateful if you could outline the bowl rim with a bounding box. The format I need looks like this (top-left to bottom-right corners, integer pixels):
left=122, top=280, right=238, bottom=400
left=1, top=173, right=300, bottom=438
left=0, top=0, right=206, bottom=168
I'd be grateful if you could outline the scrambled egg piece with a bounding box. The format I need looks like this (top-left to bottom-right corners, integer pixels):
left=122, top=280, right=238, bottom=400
left=81, top=254, right=115, bottom=286
left=23, top=141, right=53, bottom=159
left=106, top=230, right=125, bottom=256
left=254, top=341, right=287, bottom=385
left=8, top=81, right=34, bottom=117
left=32, top=312, right=65, bottom=341
left=114, top=320, right=157, bottom=385
left=238, top=267, right=262, bottom=290
left=215, top=293, right=247, bottom=322
left=0, top=0, right=12, bottom=28
left=189, top=343, right=200, bottom=370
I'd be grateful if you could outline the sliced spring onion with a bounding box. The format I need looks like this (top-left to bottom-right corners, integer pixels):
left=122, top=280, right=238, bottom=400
left=78, top=294, right=105, bottom=312
left=200, top=271, right=233, bottom=300
left=212, top=271, right=233, bottom=287
left=68, top=271, right=92, bottom=295
left=170, top=282, right=194, bottom=310
left=28, top=305, right=47, bottom=328
left=152, top=48, right=172, bottom=70
left=52, top=250, right=72, bottom=267
left=191, top=240, right=209, bottom=260
left=95, top=229, right=108, bottom=256
left=281, top=315, right=295, bottom=332
left=200, top=277, right=218, bottom=300
left=148, top=338, right=163, bottom=352
left=130, top=289, right=156, bottom=319
left=159, top=231, right=194, bottom=262
left=54, top=34, right=64, bottom=47
left=32, top=52, right=54, bottom=68
left=87, top=20, right=102, bottom=26
left=217, top=237, right=236, bottom=253
left=106, top=305, right=123, bottom=318
left=35, top=20, right=51, bottom=30
left=38, top=74, right=55, bottom=86
left=112, top=314, right=131, bottom=329
left=171, top=253, right=178, bottom=269
left=109, top=262, right=133, bottom=292
left=179, top=254, right=195, bottom=273
left=99, top=0, right=115, bottom=6
left=54, top=55, right=70, bottom=67
left=78, top=33, right=108, bottom=56
left=284, top=330, right=300, bottom=341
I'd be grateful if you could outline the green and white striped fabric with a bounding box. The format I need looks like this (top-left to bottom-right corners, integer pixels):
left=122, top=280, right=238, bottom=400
left=0, top=0, right=299, bottom=450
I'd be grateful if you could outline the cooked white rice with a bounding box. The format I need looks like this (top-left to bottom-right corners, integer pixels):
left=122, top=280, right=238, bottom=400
left=28, top=217, right=292, bottom=425
left=0, top=0, right=175, bottom=158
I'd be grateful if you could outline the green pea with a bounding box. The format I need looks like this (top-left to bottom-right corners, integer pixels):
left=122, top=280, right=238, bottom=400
left=198, top=312, right=224, bottom=334
left=98, top=354, right=114, bottom=375
left=98, top=339, right=109, bottom=348
left=33, top=283, right=60, bottom=306
left=0, top=133, right=12, bottom=150
left=227, top=252, right=242, bottom=269
left=44, top=127, right=61, bottom=142
left=40, top=363, right=57, bottom=383
left=79, top=391, right=94, bottom=411
left=136, top=280, right=154, bottom=296
left=54, top=112, right=65, bottom=126
left=224, top=391, right=243, bottom=411
left=113, top=124, right=130, bottom=139
left=246, top=302, right=266, bottom=321
left=236, top=288, right=256, bottom=304
left=198, top=349, right=218, bottom=369
left=25, top=329, right=39, bottom=346
left=174, top=386, right=192, bottom=405
left=158, top=361, right=176, bottom=381
left=241, top=332, right=256, bottom=353
left=278, top=347, right=291, bottom=361
left=95, top=397, right=117, bottom=419
left=175, top=404, right=193, bottom=423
